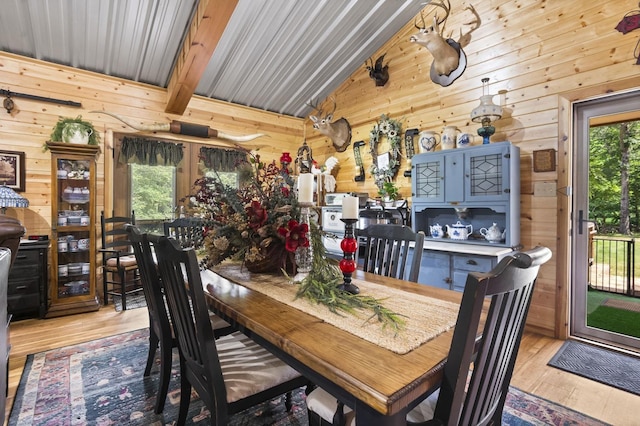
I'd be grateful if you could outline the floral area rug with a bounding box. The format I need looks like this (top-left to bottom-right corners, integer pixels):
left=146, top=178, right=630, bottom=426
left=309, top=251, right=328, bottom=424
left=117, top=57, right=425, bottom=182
left=9, top=329, right=609, bottom=425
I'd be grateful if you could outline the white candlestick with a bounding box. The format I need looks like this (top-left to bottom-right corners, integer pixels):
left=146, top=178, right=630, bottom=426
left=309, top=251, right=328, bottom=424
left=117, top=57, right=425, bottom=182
left=342, top=196, right=359, bottom=219
left=298, top=173, right=314, bottom=204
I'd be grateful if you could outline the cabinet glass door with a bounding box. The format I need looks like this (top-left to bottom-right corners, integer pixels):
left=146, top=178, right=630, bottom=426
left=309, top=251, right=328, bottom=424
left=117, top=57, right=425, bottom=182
left=413, top=154, right=445, bottom=203
left=54, top=158, right=92, bottom=300
left=464, top=145, right=511, bottom=202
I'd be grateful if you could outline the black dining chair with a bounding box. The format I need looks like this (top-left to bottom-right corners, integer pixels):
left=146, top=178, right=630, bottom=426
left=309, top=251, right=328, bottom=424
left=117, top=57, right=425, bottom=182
left=125, top=225, right=234, bottom=414
left=357, top=224, right=425, bottom=282
left=154, top=234, right=310, bottom=425
left=306, top=246, right=552, bottom=426
left=163, top=217, right=205, bottom=249
left=99, top=210, right=142, bottom=310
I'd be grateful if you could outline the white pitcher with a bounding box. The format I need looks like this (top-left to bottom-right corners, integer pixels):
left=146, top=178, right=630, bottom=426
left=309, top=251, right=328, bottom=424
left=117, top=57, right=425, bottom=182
left=457, top=133, right=477, bottom=148
left=62, top=122, right=93, bottom=144
left=441, top=126, right=460, bottom=150
left=418, top=131, right=440, bottom=153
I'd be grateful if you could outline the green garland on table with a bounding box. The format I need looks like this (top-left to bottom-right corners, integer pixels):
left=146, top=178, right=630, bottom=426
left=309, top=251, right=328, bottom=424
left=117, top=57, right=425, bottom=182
left=291, top=222, right=406, bottom=334
left=369, top=114, right=402, bottom=189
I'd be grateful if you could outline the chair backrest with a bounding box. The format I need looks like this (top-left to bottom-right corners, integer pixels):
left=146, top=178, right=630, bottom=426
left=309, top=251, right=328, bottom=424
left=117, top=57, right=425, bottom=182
left=433, top=246, right=552, bottom=426
left=125, top=225, right=172, bottom=346
left=154, top=234, right=228, bottom=423
left=357, top=224, right=425, bottom=282
left=100, top=210, right=135, bottom=256
left=163, top=217, right=205, bottom=249
left=0, top=215, right=26, bottom=267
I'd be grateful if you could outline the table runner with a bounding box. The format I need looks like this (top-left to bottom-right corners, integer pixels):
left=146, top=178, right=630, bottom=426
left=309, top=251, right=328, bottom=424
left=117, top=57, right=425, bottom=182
left=204, top=263, right=460, bottom=354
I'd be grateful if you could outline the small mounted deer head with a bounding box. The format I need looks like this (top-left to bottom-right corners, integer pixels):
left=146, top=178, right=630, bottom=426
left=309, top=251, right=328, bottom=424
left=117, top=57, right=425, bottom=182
left=409, top=1, right=479, bottom=87
left=366, top=54, right=389, bottom=86
left=307, top=98, right=352, bottom=152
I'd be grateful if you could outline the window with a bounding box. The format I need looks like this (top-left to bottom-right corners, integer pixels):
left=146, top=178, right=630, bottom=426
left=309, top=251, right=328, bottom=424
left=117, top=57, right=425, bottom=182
left=130, top=163, right=176, bottom=221
left=205, top=170, right=239, bottom=188
left=112, top=135, right=245, bottom=232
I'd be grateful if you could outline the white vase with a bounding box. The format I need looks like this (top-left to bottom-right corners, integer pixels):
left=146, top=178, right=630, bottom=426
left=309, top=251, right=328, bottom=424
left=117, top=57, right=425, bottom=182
left=441, top=126, right=460, bottom=150
left=62, top=123, right=93, bottom=144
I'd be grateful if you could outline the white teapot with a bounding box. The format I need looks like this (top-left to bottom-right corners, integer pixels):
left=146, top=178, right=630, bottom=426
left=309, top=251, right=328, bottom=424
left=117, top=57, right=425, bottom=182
left=445, top=221, right=473, bottom=240
left=480, top=223, right=506, bottom=243
left=429, top=223, right=444, bottom=238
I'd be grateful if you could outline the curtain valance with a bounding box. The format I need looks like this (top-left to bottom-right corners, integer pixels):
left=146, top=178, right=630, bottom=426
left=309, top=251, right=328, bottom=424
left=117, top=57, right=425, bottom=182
left=120, top=136, right=184, bottom=166
left=200, top=147, right=247, bottom=172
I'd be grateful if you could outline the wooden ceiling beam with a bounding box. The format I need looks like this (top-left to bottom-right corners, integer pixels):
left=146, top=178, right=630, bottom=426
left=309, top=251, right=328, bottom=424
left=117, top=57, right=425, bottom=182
left=164, top=0, right=238, bottom=115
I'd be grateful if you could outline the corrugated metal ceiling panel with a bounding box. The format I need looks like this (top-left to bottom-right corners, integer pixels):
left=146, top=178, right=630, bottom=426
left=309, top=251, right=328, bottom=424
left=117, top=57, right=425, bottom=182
left=0, top=0, right=197, bottom=85
left=0, top=0, right=425, bottom=118
left=197, top=0, right=425, bottom=117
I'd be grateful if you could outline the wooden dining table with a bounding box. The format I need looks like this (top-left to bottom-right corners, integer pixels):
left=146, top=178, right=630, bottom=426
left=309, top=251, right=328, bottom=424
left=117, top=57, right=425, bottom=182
left=201, top=264, right=463, bottom=426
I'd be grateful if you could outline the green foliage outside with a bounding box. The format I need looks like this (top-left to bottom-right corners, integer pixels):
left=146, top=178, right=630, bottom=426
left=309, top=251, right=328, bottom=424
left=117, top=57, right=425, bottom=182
left=130, top=164, right=175, bottom=220
left=129, top=165, right=240, bottom=224
left=589, top=121, right=640, bottom=235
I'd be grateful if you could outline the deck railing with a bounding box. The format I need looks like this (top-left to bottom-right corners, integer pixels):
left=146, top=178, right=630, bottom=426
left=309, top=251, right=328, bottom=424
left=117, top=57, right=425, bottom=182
left=589, top=236, right=638, bottom=297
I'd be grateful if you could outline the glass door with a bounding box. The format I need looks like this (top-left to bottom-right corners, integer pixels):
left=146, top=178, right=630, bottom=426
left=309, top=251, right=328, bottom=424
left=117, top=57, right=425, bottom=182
left=572, top=89, right=640, bottom=350
left=55, top=158, right=92, bottom=300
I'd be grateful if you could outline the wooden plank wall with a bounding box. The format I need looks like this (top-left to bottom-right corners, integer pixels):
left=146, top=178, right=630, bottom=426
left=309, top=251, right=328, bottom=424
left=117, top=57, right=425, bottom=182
left=304, top=0, right=639, bottom=337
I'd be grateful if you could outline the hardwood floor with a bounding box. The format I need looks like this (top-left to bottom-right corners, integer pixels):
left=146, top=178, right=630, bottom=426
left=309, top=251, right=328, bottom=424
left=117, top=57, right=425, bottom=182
left=4, top=308, right=640, bottom=425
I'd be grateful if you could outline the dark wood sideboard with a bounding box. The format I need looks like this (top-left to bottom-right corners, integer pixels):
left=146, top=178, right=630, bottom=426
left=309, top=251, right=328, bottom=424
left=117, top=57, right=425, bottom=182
left=8, top=240, right=50, bottom=319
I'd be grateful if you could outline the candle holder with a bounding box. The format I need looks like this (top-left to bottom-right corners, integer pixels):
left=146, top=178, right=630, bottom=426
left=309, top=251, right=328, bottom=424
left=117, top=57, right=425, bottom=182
left=294, top=203, right=314, bottom=278
left=338, top=218, right=360, bottom=294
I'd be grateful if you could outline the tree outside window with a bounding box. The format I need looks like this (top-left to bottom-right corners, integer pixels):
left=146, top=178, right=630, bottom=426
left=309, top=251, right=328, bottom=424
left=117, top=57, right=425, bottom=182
left=130, top=163, right=176, bottom=221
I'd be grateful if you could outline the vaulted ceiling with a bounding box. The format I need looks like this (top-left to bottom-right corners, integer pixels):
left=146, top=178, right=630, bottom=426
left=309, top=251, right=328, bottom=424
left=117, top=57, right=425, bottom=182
left=0, top=0, right=427, bottom=118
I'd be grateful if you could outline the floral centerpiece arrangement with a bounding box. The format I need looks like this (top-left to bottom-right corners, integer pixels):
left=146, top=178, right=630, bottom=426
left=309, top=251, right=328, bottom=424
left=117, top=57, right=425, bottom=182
left=190, top=153, right=404, bottom=332
left=190, top=154, right=308, bottom=273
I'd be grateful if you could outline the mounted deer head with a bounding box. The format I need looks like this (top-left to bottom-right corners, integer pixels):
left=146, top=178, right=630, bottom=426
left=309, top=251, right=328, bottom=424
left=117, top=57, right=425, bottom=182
left=307, top=98, right=352, bottom=152
left=366, top=54, right=389, bottom=86
left=410, top=1, right=480, bottom=87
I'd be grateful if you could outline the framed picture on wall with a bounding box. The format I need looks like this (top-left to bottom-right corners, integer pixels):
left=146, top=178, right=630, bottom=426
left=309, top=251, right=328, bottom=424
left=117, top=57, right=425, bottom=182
left=0, top=150, right=26, bottom=192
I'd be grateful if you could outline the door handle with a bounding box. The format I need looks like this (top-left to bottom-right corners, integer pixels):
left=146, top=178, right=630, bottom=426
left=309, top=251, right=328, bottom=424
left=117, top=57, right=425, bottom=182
left=578, top=210, right=587, bottom=235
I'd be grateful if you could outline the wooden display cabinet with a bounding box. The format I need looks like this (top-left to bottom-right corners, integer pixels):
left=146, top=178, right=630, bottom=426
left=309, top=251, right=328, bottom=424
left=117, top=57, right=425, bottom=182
left=46, top=142, right=100, bottom=317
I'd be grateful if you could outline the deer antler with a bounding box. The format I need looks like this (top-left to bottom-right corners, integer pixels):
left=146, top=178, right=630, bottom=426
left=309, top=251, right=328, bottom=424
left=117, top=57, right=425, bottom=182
left=415, top=0, right=451, bottom=31
left=430, top=0, right=451, bottom=27
left=327, top=97, right=337, bottom=117
left=458, top=4, right=481, bottom=48
left=415, top=10, right=426, bottom=30
left=306, top=99, right=323, bottom=116
left=464, top=4, right=481, bottom=29
left=365, top=57, right=374, bottom=71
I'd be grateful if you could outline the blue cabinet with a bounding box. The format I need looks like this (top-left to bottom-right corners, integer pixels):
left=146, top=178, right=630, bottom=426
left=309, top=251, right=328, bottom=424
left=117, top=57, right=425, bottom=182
left=418, top=250, right=451, bottom=289
left=409, top=243, right=512, bottom=291
left=411, top=142, right=520, bottom=248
